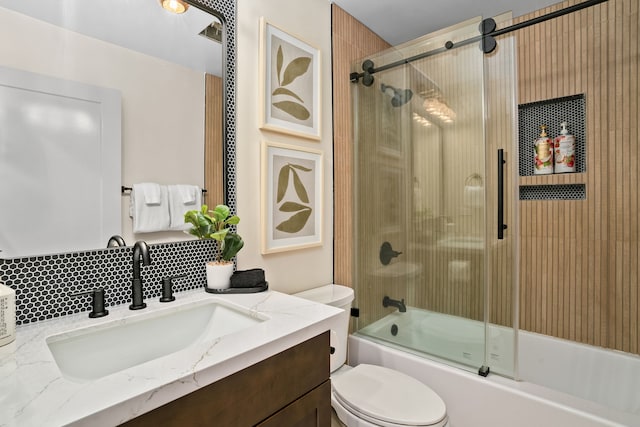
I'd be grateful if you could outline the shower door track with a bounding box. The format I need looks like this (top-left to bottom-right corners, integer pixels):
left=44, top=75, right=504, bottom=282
left=349, top=0, right=608, bottom=84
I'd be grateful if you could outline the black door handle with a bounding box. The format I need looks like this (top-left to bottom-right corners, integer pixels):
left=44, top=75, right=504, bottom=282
left=497, top=149, right=508, bottom=240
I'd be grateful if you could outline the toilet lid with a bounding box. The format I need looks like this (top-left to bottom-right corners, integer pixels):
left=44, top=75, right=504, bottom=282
left=332, top=364, right=446, bottom=426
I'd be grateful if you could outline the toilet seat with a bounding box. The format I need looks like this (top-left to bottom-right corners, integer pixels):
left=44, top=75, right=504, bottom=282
left=332, top=364, right=448, bottom=427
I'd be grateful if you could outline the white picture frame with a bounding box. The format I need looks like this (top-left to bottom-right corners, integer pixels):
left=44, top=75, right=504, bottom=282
left=261, top=141, right=323, bottom=254
left=259, top=17, right=321, bottom=140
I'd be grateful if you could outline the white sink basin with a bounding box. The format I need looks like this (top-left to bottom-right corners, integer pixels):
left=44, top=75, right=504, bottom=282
left=46, top=299, right=266, bottom=382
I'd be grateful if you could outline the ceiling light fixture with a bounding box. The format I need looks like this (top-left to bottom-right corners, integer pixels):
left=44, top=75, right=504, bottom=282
left=160, top=0, right=189, bottom=14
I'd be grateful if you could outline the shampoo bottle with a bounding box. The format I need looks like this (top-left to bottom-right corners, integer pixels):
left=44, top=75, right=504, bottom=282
left=0, top=281, right=16, bottom=347
left=554, top=121, right=576, bottom=173
left=534, top=125, right=554, bottom=174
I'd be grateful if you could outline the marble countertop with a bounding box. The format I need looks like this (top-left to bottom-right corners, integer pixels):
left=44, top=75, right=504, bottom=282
left=0, top=289, right=342, bottom=427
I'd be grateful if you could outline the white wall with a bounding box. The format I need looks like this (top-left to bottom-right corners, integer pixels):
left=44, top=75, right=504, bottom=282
left=236, top=0, right=334, bottom=293
left=0, top=7, right=204, bottom=249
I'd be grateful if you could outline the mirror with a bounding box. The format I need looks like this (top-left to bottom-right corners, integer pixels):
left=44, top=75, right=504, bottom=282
left=0, top=0, right=234, bottom=258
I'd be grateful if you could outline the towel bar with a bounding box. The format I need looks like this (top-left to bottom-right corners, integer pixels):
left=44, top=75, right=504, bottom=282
left=121, top=186, right=207, bottom=195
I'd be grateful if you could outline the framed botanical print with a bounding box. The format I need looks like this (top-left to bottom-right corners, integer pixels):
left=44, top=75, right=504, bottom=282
left=259, top=18, right=321, bottom=140
left=261, top=141, right=323, bottom=253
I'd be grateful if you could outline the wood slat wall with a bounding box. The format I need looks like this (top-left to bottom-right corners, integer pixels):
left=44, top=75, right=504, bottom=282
left=516, top=0, right=640, bottom=354
left=332, top=5, right=391, bottom=288
left=205, top=74, right=224, bottom=206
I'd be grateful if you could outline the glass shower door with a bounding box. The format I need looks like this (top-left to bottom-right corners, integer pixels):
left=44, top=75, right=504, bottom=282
left=351, top=16, right=517, bottom=377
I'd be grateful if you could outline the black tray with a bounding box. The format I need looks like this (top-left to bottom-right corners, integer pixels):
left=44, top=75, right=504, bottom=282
left=205, top=281, right=268, bottom=294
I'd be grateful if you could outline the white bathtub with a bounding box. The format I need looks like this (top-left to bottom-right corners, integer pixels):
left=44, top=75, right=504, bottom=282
left=357, top=308, right=515, bottom=376
left=352, top=309, right=640, bottom=426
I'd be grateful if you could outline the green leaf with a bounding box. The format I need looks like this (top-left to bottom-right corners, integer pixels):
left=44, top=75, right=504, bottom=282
left=210, top=229, right=228, bottom=243
left=226, top=215, right=240, bottom=225
left=279, top=201, right=308, bottom=212
left=276, top=45, right=283, bottom=86
left=276, top=208, right=312, bottom=233
left=273, top=101, right=310, bottom=120
left=211, top=204, right=230, bottom=222
left=272, top=87, right=304, bottom=103
left=277, top=165, right=290, bottom=203
left=281, top=57, right=311, bottom=86
left=221, top=233, right=244, bottom=261
left=289, top=163, right=312, bottom=172
left=291, top=169, right=309, bottom=203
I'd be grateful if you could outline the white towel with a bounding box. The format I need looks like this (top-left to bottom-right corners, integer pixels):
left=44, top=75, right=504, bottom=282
left=168, top=185, right=202, bottom=230
left=137, top=182, right=162, bottom=205
left=130, top=183, right=171, bottom=233
left=177, top=184, right=197, bottom=204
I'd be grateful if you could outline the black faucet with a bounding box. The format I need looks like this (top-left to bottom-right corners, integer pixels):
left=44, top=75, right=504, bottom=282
left=130, top=241, right=152, bottom=310
left=383, top=296, right=407, bottom=313
left=379, top=242, right=402, bottom=265
left=106, top=235, right=126, bottom=247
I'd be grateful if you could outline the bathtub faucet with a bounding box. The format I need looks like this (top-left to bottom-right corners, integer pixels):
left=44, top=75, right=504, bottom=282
left=383, top=296, right=406, bottom=313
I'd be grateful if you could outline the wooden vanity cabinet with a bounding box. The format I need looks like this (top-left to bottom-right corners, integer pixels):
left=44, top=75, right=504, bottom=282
left=122, top=331, right=331, bottom=427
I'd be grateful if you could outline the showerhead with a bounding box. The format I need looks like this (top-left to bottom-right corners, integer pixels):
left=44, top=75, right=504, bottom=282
left=380, top=83, right=413, bottom=107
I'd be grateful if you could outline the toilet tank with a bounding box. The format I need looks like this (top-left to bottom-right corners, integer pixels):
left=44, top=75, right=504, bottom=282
left=293, top=284, right=354, bottom=373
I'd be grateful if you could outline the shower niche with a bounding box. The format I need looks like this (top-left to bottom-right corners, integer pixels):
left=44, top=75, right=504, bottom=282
left=517, top=94, right=587, bottom=200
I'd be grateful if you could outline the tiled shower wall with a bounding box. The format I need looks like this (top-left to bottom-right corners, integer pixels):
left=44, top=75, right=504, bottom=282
left=0, top=240, right=215, bottom=325
left=517, top=0, right=640, bottom=354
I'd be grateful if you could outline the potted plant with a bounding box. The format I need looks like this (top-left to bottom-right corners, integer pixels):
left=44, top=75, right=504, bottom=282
left=184, top=204, right=244, bottom=290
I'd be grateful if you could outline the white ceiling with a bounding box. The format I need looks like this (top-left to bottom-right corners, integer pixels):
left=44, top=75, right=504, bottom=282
left=0, top=0, right=223, bottom=76
left=333, top=0, right=563, bottom=45
left=1, top=0, right=565, bottom=77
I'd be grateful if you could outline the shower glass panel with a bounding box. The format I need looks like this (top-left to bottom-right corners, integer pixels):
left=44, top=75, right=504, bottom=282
left=351, top=16, right=518, bottom=378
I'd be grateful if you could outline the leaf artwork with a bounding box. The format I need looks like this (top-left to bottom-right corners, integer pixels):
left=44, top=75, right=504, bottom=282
left=274, top=162, right=313, bottom=234
left=276, top=208, right=312, bottom=233
left=276, top=165, right=290, bottom=203
left=291, top=169, right=309, bottom=203
left=281, top=57, right=311, bottom=86
left=273, top=101, right=310, bottom=120
left=271, top=42, right=312, bottom=122
left=272, top=87, right=304, bottom=102
left=276, top=46, right=283, bottom=86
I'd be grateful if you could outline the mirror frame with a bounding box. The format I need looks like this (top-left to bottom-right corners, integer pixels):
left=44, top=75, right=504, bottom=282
left=188, top=0, right=236, bottom=215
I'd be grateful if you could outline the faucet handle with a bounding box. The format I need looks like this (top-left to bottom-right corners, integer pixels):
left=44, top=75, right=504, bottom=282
left=160, top=274, right=188, bottom=302
left=69, top=288, right=109, bottom=318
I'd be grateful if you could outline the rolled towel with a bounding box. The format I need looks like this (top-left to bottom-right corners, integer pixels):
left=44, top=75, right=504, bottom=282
left=230, top=269, right=265, bottom=288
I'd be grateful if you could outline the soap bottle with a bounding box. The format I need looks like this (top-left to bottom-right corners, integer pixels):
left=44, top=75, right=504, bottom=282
left=554, top=121, right=576, bottom=173
left=534, top=125, right=554, bottom=174
left=0, top=281, right=16, bottom=347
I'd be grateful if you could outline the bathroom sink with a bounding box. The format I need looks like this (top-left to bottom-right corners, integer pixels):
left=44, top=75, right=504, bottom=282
left=46, top=299, right=266, bottom=382
left=436, top=236, right=484, bottom=250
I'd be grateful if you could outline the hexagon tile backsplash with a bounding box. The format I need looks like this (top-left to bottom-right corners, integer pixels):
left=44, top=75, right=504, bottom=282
left=0, top=240, right=216, bottom=325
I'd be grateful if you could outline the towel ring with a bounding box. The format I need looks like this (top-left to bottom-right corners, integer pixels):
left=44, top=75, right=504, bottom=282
left=464, top=173, right=483, bottom=187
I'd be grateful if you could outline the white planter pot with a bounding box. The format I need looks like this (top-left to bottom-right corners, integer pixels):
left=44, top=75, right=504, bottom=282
left=206, top=262, right=234, bottom=290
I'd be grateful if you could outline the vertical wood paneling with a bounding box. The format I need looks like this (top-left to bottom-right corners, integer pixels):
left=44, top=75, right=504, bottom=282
left=205, top=74, right=224, bottom=206
left=517, top=0, right=640, bottom=354
left=332, top=5, right=391, bottom=289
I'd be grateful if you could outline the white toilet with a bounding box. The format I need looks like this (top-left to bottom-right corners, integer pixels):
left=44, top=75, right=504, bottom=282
left=294, top=284, right=450, bottom=427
